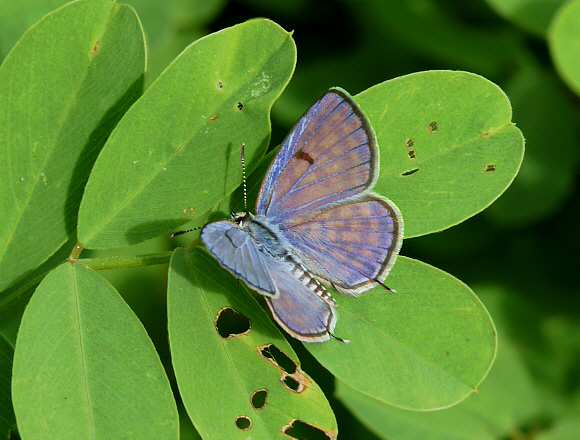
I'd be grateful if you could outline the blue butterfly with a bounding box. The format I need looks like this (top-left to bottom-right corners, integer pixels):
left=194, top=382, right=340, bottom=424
left=177, top=88, right=403, bottom=342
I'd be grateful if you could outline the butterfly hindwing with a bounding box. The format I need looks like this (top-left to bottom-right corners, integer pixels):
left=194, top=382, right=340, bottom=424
left=282, top=194, right=403, bottom=293
left=263, top=255, right=337, bottom=342
left=256, top=88, right=379, bottom=222
left=201, top=220, right=277, bottom=297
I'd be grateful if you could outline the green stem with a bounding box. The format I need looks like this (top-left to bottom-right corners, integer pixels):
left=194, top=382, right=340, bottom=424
left=0, top=251, right=175, bottom=317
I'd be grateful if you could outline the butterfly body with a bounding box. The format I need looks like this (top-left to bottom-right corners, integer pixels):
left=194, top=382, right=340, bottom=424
left=200, top=87, right=403, bottom=342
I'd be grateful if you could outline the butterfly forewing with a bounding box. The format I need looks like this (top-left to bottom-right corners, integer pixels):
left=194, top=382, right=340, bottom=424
left=201, top=221, right=277, bottom=296
left=256, top=88, right=378, bottom=221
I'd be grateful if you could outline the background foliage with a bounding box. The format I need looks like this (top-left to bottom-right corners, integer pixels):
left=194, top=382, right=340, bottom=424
left=1, top=0, right=579, bottom=439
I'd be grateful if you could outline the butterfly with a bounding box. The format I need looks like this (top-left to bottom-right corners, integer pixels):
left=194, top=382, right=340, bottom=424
left=175, top=88, right=403, bottom=342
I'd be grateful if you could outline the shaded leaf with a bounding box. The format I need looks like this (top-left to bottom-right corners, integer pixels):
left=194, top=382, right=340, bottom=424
left=485, top=0, right=566, bottom=36
left=78, top=18, right=296, bottom=249
left=335, top=287, right=542, bottom=440
left=12, top=263, right=178, bottom=440
left=308, top=257, right=497, bottom=410
left=549, top=0, right=580, bottom=95
left=168, top=247, right=337, bottom=440
left=0, top=334, right=15, bottom=440
left=0, top=0, right=145, bottom=293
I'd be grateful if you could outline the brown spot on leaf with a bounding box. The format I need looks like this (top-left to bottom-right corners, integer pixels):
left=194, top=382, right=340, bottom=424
left=209, top=114, right=219, bottom=121
left=92, top=40, right=100, bottom=53
left=183, top=207, right=196, bottom=217
left=484, top=164, right=496, bottom=172
left=402, top=168, right=419, bottom=176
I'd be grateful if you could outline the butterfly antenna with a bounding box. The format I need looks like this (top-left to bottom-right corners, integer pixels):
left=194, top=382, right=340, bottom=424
left=240, top=143, right=248, bottom=211
left=169, top=226, right=202, bottom=237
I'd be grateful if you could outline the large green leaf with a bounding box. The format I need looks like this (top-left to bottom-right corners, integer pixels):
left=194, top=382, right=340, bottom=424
left=0, top=334, right=15, bottom=440
left=356, top=71, right=524, bottom=238
left=168, top=247, right=337, bottom=440
left=549, top=0, right=580, bottom=96
left=78, top=18, right=296, bottom=249
left=307, top=257, right=497, bottom=410
left=12, top=263, right=178, bottom=440
left=335, top=288, right=542, bottom=440
left=0, top=0, right=145, bottom=293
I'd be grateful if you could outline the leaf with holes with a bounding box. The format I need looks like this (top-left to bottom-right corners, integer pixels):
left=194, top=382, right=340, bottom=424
left=77, top=18, right=296, bottom=249
left=168, top=247, right=337, bottom=440
left=0, top=0, right=145, bottom=294
left=355, top=70, right=524, bottom=238
left=549, top=0, right=580, bottom=96
left=12, top=263, right=178, bottom=439
left=0, top=334, right=15, bottom=439
left=307, top=256, right=497, bottom=410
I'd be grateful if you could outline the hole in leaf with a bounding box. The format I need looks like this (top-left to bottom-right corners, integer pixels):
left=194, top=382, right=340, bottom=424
left=217, top=79, right=224, bottom=89
left=236, top=101, right=244, bottom=110
left=428, top=121, right=438, bottom=132
left=209, top=114, right=219, bottom=121
left=402, top=168, right=419, bottom=176
left=259, top=344, right=296, bottom=374
left=283, top=375, right=302, bottom=392
left=283, top=419, right=334, bottom=440
left=251, top=389, right=268, bottom=409
left=405, top=137, right=415, bottom=148
left=215, top=307, right=251, bottom=338
left=235, top=415, right=251, bottom=430
left=484, top=164, right=496, bottom=172
left=182, top=206, right=196, bottom=217
left=408, top=149, right=416, bottom=159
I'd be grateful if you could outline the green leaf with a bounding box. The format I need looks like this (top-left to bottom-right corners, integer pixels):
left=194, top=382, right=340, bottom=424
left=0, top=0, right=145, bottom=293
left=78, top=18, right=296, bottom=249
left=0, top=0, right=68, bottom=58
left=485, top=0, right=566, bottom=36
left=486, top=66, right=580, bottom=226
left=537, top=416, right=580, bottom=440
left=307, top=257, right=497, bottom=410
left=549, top=0, right=580, bottom=96
left=168, top=247, right=337, bottom=440
left=334, top=287, right=542, bottom=440
left=12, top=262, right=178, bottom=440
left=0, top=334, right=15, bottom=440
left=356, top=71, right=524, bottom=238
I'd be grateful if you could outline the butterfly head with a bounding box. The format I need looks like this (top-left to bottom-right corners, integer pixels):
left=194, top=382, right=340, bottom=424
left=230, top=209, right=253, bottom=227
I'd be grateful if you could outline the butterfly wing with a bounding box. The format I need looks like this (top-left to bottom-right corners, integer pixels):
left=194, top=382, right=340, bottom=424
left=256, top=87, right=379, bottom=221
left=282, top=194, right=403, bottom=293
left=201, top=220, right=277, bottom=297
left=262, top=255, right=337, bottom=342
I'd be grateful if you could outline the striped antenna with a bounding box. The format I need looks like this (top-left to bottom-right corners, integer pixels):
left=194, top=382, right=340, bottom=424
left=241, top=143, right=247, bottom=211
left=169, top=226, right=201, bottom=237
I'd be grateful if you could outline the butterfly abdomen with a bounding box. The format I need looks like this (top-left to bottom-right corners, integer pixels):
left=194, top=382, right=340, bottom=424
left=283, top=254, right=337, bottom=306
